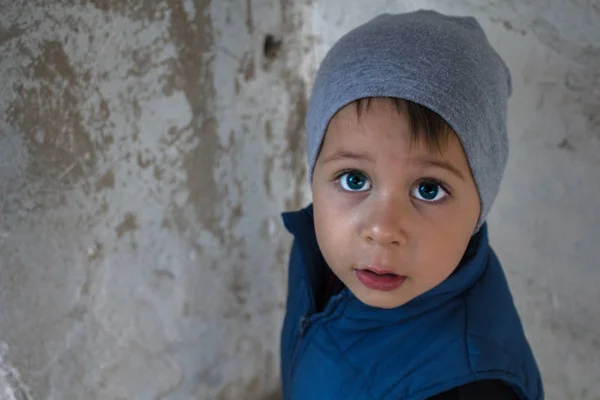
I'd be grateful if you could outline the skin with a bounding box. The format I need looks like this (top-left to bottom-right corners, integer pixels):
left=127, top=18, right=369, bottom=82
left=312, top=98, right=481, bottom=309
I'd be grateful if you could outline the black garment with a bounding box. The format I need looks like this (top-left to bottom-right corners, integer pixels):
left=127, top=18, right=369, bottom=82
left=428, top=380, right=518, bottom=400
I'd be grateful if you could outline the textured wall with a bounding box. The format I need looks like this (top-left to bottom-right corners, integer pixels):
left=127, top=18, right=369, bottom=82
left=0, top=0, right=312, bottom=399
left=0, top=0, right=599, bottom=399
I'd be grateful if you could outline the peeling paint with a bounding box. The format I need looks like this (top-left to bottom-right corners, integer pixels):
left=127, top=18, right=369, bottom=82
left=0, top=345, right=32, bottom=400
left=9, top=40, right=96, bottom=182
left=115, top=212, right=138, bottom=238
left=94, top=170, right=115, bottom=191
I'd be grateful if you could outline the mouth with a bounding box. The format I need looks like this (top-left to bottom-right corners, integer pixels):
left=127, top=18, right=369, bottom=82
left=354, top=267, right=406, bottom=292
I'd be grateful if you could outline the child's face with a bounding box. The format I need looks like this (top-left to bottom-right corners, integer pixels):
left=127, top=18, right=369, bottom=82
left=312, top=99, right=480, bottom=309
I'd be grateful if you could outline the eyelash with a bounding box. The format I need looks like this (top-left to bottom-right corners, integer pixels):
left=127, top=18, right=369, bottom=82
left=331, top=170, right=452, bottom=203
left=331, top=169, right=359, bottom=185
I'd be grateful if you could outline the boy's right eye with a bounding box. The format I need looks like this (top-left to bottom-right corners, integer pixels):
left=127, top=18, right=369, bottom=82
left=338, top=171, right=371, bottom=192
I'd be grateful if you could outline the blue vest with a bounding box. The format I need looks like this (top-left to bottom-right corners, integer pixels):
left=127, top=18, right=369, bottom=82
left=280, top=205, right=543, bottom=400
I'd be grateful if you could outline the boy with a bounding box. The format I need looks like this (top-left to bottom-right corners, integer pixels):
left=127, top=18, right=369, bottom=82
left=280, top=10, right=543, bottom=400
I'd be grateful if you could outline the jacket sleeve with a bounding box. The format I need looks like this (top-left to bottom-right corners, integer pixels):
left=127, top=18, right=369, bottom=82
left=425, top=380, right=519, bottom=400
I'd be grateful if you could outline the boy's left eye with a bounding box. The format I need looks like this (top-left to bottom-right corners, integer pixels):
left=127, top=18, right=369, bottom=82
left=412, top=181, right=448, bottom=202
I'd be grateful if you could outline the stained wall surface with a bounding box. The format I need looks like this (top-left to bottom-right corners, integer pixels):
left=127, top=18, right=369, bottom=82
left=0, top=0, right=598, bottom=399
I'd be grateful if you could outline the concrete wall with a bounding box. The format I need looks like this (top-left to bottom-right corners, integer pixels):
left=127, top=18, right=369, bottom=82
left=0, top=0, right=312, bottom=398
left=0, top=0, right=598, bottom=399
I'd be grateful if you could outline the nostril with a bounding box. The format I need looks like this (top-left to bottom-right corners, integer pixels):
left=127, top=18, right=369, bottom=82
left=365, top=232, right=404, bottom=247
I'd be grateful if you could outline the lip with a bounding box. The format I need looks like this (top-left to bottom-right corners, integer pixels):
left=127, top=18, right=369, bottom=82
left=355, top=267, right=406, bottom=292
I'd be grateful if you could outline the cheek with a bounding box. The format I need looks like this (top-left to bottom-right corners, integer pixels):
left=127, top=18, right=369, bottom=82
left=313, top=199, right=354, bottom=263
left=416, top=232, right=469, bottom=283
left=417, top=203, right=479, bottom=246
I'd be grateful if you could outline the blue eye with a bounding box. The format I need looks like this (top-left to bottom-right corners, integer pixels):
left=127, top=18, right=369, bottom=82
left=339, top=171, right=371, bottom=192
left=412, top=181, right=448, bottom=202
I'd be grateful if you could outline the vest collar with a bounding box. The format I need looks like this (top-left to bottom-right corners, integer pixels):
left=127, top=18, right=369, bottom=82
left=282, top=203, right=490, bottom=325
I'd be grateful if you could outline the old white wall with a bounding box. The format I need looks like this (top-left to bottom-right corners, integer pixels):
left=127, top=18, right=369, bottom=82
left=0, top=0, right=598, bottom=399
left=0, top=0, right=311, bottom=399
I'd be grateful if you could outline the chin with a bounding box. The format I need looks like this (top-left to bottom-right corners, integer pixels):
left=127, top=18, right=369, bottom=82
left=357, top=292, right=411, bottom=309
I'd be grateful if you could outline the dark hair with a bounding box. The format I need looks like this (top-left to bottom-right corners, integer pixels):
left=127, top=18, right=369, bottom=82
left=353, top=97, right=452, bottom=152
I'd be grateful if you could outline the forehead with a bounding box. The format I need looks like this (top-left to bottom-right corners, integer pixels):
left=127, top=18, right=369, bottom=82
left=327, top=101, right=407, bottom=144
left=323, top=100, right=460, bottom=160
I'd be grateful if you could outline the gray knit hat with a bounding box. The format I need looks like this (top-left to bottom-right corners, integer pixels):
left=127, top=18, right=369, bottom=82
left=306, top=10, right=512, bottom=231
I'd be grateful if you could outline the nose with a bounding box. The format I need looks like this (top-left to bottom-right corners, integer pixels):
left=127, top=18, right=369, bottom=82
left=361, top=196, right=409, bottom=247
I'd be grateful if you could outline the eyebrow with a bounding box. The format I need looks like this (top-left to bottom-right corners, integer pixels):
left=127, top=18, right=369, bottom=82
left=416, top=159, right=466, bottom=181
left=322, top=150, right=466, bottom=181
left=322, top=150, right=374, bottom=164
